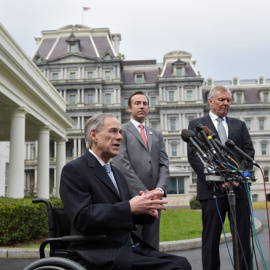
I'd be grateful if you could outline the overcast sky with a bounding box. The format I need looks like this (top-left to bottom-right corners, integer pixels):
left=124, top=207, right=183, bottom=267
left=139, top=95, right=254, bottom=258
left=1, top=0, right=269, bottom=80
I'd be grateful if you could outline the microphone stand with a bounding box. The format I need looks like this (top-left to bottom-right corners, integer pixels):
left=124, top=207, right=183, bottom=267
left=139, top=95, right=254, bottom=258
left=227, top=180, right=240, bottom=270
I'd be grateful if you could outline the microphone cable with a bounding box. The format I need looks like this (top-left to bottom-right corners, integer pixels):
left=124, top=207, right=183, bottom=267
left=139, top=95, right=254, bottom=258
left=215, top=195, right=234, bottom=268
left=243, top=179, right=268, bottom=269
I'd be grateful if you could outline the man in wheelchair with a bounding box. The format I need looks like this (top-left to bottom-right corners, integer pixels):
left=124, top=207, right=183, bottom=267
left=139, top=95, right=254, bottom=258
left=59, top=113, right=191, bottom=270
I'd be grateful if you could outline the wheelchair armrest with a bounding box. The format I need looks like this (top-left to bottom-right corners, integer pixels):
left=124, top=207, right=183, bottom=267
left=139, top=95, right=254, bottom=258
left=39, top=235, right=107, bottom=258
left=32, top=198, right=53, bottom=210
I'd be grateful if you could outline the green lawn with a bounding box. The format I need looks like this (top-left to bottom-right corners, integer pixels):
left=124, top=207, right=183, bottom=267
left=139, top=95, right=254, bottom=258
left=160, top=208, right=230, bottom=241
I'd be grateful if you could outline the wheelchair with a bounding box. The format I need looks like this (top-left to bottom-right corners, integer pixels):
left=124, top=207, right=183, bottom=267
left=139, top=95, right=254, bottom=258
left=24, top=198, right=106, bottom=270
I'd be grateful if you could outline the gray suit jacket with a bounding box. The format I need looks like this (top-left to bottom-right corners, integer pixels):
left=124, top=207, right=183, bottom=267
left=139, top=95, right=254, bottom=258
left=113, top=121, right=169, bottom=197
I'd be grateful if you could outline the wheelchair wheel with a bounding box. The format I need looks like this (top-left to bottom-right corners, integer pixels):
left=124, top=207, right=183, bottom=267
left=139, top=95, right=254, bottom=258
left=23, top=257, right=86, bottom=270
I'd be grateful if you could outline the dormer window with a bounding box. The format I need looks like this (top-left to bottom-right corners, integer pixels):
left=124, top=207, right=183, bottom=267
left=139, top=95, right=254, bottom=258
left=232, top=77, right=239, bottom=85
left=206, top=78, right=213, bottom=87
left=258, top=76, right=265, bottom=85
left=233, top=91, right=244, bottom=104
left=66, top=32, right=80, bottom=54
left=134, top=71, right=144, bottom=84
left=259, top=90, right=269, bottom=103
left=172, top=59, right=186, bottom=77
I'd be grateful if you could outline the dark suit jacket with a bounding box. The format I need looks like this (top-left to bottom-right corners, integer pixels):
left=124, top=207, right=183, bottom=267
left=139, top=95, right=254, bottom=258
left=60, top=151, right=154, bottom=270
left=113, top=120, right=169, bottom=197
left=188, top=114, right=255, bottom=201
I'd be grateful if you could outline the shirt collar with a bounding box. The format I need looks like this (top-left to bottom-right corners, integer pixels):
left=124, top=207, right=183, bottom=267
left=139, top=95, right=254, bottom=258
left=130, top=118, right=145, bottom=128
left=89, top=149, right=108, bottom=167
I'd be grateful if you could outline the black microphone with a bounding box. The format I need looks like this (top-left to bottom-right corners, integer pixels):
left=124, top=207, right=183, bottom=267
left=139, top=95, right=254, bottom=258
left=203, top=126, right=227, bottom=162
left=195, top=123, right=217, bottom=156
left=181, top=129, right=209, bottom=162
left=225, top=139, right=260, bottom=168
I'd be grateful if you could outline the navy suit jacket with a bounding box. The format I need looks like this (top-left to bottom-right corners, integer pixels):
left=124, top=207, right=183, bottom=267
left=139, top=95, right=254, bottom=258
left=188, top=115, right=255, bottom=201
left=60, top=151, right=154, bottom=269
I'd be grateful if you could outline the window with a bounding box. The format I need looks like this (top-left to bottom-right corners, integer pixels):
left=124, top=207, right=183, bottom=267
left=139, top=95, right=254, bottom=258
left=263, top=92, right=269, bottom=103
left=124, top=98, right=129, bottom=108
left=192, top=171, right=197, bottom=184
left=259, top=77, right=264, bottom=84
left=136, top=74, right=143, bottom=84
left=170, top=118, right=176, bottom=131
left=169, top=91, right=175, bottom=102
left=187, top=90, right=193, bottom=101
left=70, top=72, right=76, bottom=80
left=72, top=117, right=78, bottom=129
left=70, top=44, right=77, bottom=53
left=105, top=94, right=111, bottom=105
left=150, top=97, right=156, bottom=107
left=259, top=119, right=264, bottom=131
left=105, top=71, right=111, bottom=80
left=87, top=94, right=94, bottom=104
left=167, top=177, right=184, bottom=194
left=245, top=119, right=251, bottom=131
left=87, top=72, right=93, bottom=79
left=233, top=78, right=238, bottom=85
left=52, top=73, right=59, bottom=80
left=171, top=143, right=177, bottom=157
left=150, top=121, right=158, bottom=129
left=176, top=67, right=182, bottom=76
left=70, top=95, right=76, bottom=104
left=264, top=170, right=269, bottom=182
left=261, top=143, right=267, bottom=156
left=236, top=93, right=242, bottom=104
left=207, top=80, right=212, bottom=87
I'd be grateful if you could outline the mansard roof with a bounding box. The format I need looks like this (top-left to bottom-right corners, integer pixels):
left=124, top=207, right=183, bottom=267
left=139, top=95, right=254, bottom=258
left=33, top=25, right=117, bottom=62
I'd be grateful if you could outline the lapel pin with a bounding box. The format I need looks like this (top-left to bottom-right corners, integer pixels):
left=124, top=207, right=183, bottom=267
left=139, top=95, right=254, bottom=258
left=149, top=131, right=153, bottom=135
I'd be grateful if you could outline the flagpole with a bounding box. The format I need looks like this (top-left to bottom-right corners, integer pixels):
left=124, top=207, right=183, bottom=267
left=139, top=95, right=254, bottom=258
left=82, top=7, right=84, bottom=25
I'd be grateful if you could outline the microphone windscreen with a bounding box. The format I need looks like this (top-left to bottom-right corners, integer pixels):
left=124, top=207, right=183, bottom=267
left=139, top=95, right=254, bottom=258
left=225, top=139, right=235, bottom=148
left=203, top=126, right=210, bottom=135
left=181, top=129, right=192, bottom=142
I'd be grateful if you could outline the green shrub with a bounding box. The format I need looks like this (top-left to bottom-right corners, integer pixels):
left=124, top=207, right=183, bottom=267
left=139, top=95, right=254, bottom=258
left=189, top=196, right=201, bottom=209
left=0, top=197, right=62, bottom=246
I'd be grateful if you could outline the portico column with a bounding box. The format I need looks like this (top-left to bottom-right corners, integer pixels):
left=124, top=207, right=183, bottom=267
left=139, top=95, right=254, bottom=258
left=8, top=107, right=27, bottom=198
left=37, top=126, right=50, bottom=198
left=55, top=138, right=66, bottom=198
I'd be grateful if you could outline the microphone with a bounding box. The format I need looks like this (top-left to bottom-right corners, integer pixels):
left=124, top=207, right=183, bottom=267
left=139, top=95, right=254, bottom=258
left=225, top=139, right=260, bottom=168
left=203, top=126, right=226, bottom=161
left=195, top=123, right=217, bottom=156
left=204, top=127, right=240, bottom=168
left=181, top=129, right=209, bottom=162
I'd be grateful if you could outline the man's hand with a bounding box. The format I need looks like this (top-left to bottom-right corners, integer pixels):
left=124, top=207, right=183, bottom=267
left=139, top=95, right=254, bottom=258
left=130, top=190, right=167, bottom=218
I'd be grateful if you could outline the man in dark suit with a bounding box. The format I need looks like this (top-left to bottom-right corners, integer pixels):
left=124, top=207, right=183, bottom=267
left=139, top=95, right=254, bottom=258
left=113, top=91, right=169, bottom=250
left=187, top=85, right=255, bottom=270
left=60, top=113, right=191, bottom=270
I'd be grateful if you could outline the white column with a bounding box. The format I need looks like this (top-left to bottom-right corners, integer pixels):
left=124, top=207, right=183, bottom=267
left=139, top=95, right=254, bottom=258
left=77, top=89, right=81, bottom=104
left=8, top=108, right=27, bottom=198
left=55, top=138, right=66, bottom=198
left=81, top=88, right=85, bottom=103
left=95, top=88, right=98, bottom=103
left=73, top=138, right=77, bottom=157
left=78, top=138, right=82, bottom=157
left=37, top=126, right=50, bottom=198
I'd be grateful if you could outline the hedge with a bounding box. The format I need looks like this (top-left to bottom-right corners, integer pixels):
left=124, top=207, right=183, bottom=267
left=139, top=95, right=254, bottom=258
left=0, top=197, right=62, bottom=246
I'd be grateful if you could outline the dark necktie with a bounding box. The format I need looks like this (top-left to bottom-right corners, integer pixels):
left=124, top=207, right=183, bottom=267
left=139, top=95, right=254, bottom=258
left=216, top=118, right=227, bottom=144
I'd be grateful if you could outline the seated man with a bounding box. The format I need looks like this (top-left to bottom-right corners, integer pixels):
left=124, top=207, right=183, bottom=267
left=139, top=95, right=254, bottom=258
left=60, top=113, right=191, bottom=270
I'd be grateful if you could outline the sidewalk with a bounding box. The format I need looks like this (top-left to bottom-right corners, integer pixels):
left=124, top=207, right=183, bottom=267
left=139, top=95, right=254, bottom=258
left=0, top=218, right=262, bottom=259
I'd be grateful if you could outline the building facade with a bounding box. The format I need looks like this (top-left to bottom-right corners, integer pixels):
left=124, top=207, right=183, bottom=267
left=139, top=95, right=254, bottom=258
left=8, top=24, right=269, bottom=204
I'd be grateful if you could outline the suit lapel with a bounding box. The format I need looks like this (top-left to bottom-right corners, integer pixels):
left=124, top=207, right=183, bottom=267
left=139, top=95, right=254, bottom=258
left=85, top=152, right=122, bottom=199
left=127, top=121, right=148, bottom=150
